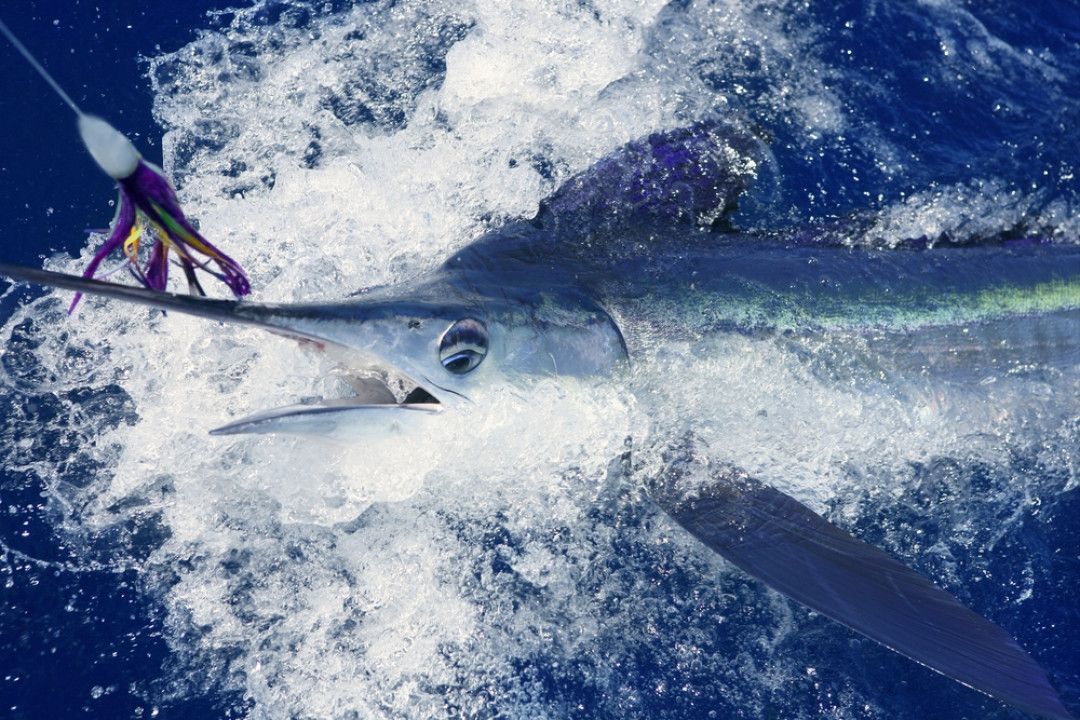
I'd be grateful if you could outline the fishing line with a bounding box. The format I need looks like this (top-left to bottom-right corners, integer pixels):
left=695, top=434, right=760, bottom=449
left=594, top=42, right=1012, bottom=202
left=0, top=16, right=252, bottom=304
left=0, top=17, right=85, bottom=117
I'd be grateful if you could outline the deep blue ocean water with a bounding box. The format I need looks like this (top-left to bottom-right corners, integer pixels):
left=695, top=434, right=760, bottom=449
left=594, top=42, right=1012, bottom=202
left=1, top=5, right=251, bottom=717
left=0, top=1, right=1078, bottom=718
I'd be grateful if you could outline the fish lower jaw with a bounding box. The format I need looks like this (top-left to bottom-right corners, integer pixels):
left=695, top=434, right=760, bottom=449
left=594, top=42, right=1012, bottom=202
left=208, top=399, right=442, bottom=439
left=209, top=366, right=444, bottom=438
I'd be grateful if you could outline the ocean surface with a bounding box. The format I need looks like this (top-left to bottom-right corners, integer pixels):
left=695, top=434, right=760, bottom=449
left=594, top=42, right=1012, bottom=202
left=0, top=0, right=1078, bottom=718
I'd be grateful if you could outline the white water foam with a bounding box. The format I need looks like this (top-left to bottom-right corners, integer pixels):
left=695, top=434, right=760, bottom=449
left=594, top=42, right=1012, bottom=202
left=2, top=1, right=1077, bottom=717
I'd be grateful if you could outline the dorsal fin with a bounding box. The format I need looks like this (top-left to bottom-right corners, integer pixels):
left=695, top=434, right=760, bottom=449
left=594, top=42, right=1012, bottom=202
left=445, top=120, right=769, bottom=271
left=538, top=119, right=766, bottom=236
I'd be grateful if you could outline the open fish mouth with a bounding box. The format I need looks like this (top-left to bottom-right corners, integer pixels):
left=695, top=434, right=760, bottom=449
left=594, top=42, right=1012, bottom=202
left=210, top=361, right=446, bottom=438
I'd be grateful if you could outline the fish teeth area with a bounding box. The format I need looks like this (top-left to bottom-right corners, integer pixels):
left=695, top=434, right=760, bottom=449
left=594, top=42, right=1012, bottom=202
left=2, top=0, right=1079, bottom=718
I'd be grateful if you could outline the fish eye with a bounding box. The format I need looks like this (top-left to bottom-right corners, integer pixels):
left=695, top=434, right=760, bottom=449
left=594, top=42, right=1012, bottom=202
left=438, top=318, right=488, bottom=374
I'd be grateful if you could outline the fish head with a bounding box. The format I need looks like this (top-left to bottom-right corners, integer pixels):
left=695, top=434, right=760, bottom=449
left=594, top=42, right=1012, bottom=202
left=232, top=273, right=628, bottom=438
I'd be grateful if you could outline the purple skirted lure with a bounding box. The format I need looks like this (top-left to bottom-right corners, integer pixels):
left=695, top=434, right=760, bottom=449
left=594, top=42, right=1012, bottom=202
left=69, top=115, right=250, bottom=312
left=0, top=20, right=248, bottom=311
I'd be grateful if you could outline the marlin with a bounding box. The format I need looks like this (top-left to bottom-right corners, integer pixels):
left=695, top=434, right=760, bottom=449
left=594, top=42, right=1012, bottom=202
left=1, top=121, right=1077, bottom=719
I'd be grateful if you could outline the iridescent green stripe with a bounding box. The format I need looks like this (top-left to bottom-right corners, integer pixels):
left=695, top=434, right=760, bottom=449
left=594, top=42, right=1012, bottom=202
left=635, top=277, right=1080, bottom=334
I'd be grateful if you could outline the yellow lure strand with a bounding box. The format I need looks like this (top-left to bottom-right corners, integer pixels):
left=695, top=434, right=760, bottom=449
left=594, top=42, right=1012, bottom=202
left=122, top=225, right=143, bottom=262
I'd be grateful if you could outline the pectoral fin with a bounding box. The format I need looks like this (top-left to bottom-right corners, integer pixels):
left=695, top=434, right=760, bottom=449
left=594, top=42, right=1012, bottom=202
left=653, top=471, right=1074, bottom=720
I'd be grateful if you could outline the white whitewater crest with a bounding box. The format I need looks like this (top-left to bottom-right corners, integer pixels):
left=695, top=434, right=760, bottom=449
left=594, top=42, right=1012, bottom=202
left=1, top=1, right=1077, bottom=717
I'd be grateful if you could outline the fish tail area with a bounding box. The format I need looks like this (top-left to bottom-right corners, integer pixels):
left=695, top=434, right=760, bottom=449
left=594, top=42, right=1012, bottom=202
left=652, top=469, right=1075, bottom=720
left=0, top=262, right=328, bottom=345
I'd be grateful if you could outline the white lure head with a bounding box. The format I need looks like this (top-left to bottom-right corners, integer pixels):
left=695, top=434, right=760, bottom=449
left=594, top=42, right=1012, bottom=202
left=78, top=115, right=140, bottom=179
